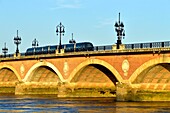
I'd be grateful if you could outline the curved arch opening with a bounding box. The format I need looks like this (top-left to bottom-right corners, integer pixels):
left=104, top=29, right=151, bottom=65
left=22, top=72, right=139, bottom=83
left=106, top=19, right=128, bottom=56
left=69, top=64, right=118, bottom=97
left=133, top=63, right=170, bottom=84
left=0, top=68, right=19, bottom=82
left=71, top=64, right=118, bottom=85
left=29, top=66, right=61, bottom=82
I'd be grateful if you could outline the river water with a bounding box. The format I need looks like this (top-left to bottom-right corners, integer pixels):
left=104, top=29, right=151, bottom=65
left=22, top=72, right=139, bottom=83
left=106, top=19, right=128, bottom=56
left=0, top=95, right=170, bottom=113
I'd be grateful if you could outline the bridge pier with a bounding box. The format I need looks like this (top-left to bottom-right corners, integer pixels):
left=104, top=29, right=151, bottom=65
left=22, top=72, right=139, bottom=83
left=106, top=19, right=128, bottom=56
left=57, top=82, right=116, bottom=97
left=116, top=82, right=132, bottom=101
left=116, top=82, right=170, bottom=101
left=0, top=82, right=17, bottom=94
left=116, top=82, right=144, bottom=101
left=2, top=81, right=170, bottom=101
left=14, top=82, right=116, bottom=97
left=58, top=82, right=68, bottom=97
left=15, top=82, right=59, bottom=95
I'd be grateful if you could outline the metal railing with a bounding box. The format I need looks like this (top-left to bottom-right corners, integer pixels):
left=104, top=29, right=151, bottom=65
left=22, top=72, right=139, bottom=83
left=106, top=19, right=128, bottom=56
left=125, top=41, right=170, bottom=49
left=0, top=54, right=13, bottom=58
left=94, top=45, right=112, bottom=51
left=1, top=41, right=170, bottom=59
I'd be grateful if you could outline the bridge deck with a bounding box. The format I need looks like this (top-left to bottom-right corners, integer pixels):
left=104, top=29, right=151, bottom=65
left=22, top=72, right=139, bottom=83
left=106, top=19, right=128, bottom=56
left=1, top=47, right=170, bottom=61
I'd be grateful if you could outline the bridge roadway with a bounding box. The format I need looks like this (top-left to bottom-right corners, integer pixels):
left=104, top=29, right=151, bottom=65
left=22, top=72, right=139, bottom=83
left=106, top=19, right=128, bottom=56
left=1, top=44, right=170, bottom=101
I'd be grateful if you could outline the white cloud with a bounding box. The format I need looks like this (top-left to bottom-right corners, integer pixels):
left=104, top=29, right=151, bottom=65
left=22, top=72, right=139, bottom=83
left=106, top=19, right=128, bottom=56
left=51, top=0, right=82, bottom=9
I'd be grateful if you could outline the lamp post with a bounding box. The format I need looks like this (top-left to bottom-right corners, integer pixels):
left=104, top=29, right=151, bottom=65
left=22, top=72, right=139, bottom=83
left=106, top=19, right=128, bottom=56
left=114, top=13, right=125, bottom=49
left=69, top=33, right=76, bottom=43
left=32, top=38, right=39, bottom=48
left=14, top=30, right=21, bottom=56
left=56, top=22, right=65, bottom=53
left=2, top=42, right=8, bottom=57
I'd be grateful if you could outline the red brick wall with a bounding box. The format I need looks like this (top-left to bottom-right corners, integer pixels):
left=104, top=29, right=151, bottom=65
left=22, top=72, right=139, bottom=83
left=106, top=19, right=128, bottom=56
left=0, top=52, right=169, bottom=83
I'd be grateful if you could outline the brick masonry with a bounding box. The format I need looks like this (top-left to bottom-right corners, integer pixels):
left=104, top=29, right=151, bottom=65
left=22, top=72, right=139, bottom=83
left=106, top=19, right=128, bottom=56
left=0, top=48, right=170, bottom=100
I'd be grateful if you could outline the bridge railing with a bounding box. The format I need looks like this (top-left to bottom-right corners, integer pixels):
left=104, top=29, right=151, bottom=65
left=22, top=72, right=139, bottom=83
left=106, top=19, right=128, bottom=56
left=1, top=41, right=170, bottom=59
left=94, top=41, right=170, bottom=51
left=125, top=41, right=170, bottom=49
left=0, top=54, right=14, bottom=58
left=0, top=53, right=27, bottom=59
left=94, top=45, right=112, bottom=51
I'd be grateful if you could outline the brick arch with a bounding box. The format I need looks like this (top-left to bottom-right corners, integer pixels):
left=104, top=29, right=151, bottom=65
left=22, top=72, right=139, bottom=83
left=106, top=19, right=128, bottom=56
left=23, top=61, right=64, bottom=82
left=68, top=59, right=123, bottom=83
left=129, top=57, right=170, bottom=83
left=0, top=64, right=21, bottom=82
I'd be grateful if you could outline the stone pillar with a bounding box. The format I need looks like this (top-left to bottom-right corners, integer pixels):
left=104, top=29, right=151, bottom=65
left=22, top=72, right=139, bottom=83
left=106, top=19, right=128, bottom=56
left=58, top=82, right=67, bottom=97
left=112, top=44, right=125, bottom=50
left=56, top=49, right=59, bottom=54
left=56, top=49, right=65, bottom=54
left=15, top=82, right=25, bottom=95
left=116, top=82, right=133, bottom=101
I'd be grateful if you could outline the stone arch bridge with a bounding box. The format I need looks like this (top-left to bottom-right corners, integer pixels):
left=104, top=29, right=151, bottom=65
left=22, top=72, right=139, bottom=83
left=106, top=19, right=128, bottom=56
left=1, top=45, right=170, bottom=101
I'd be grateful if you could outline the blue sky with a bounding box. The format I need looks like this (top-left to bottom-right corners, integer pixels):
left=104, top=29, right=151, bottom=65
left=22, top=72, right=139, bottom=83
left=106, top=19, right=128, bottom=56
left=0, top=0, right=170, bottom=53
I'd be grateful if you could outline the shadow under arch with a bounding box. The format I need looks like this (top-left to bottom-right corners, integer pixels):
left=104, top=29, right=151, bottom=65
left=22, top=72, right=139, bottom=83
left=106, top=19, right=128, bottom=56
left=129, top=57, right=170, bottom=83
left=23, top=61, right=64, bottom=82
left=68, top=59, right=123, bottom=84
left=0, top=64, right=21, bottom=82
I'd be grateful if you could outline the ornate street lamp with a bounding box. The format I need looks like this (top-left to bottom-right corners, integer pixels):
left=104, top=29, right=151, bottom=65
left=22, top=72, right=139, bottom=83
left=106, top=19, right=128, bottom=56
left=56, top=22, right=65, bottom=53
left=2, top=42, right=8, bottom=57
left=69, top=33, right=76, bottom=44
left=32, top=38, right=39, bottom=48
left=114, top=13, right=125, bottom=49
left=14, top=30, right=21, bottom=56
